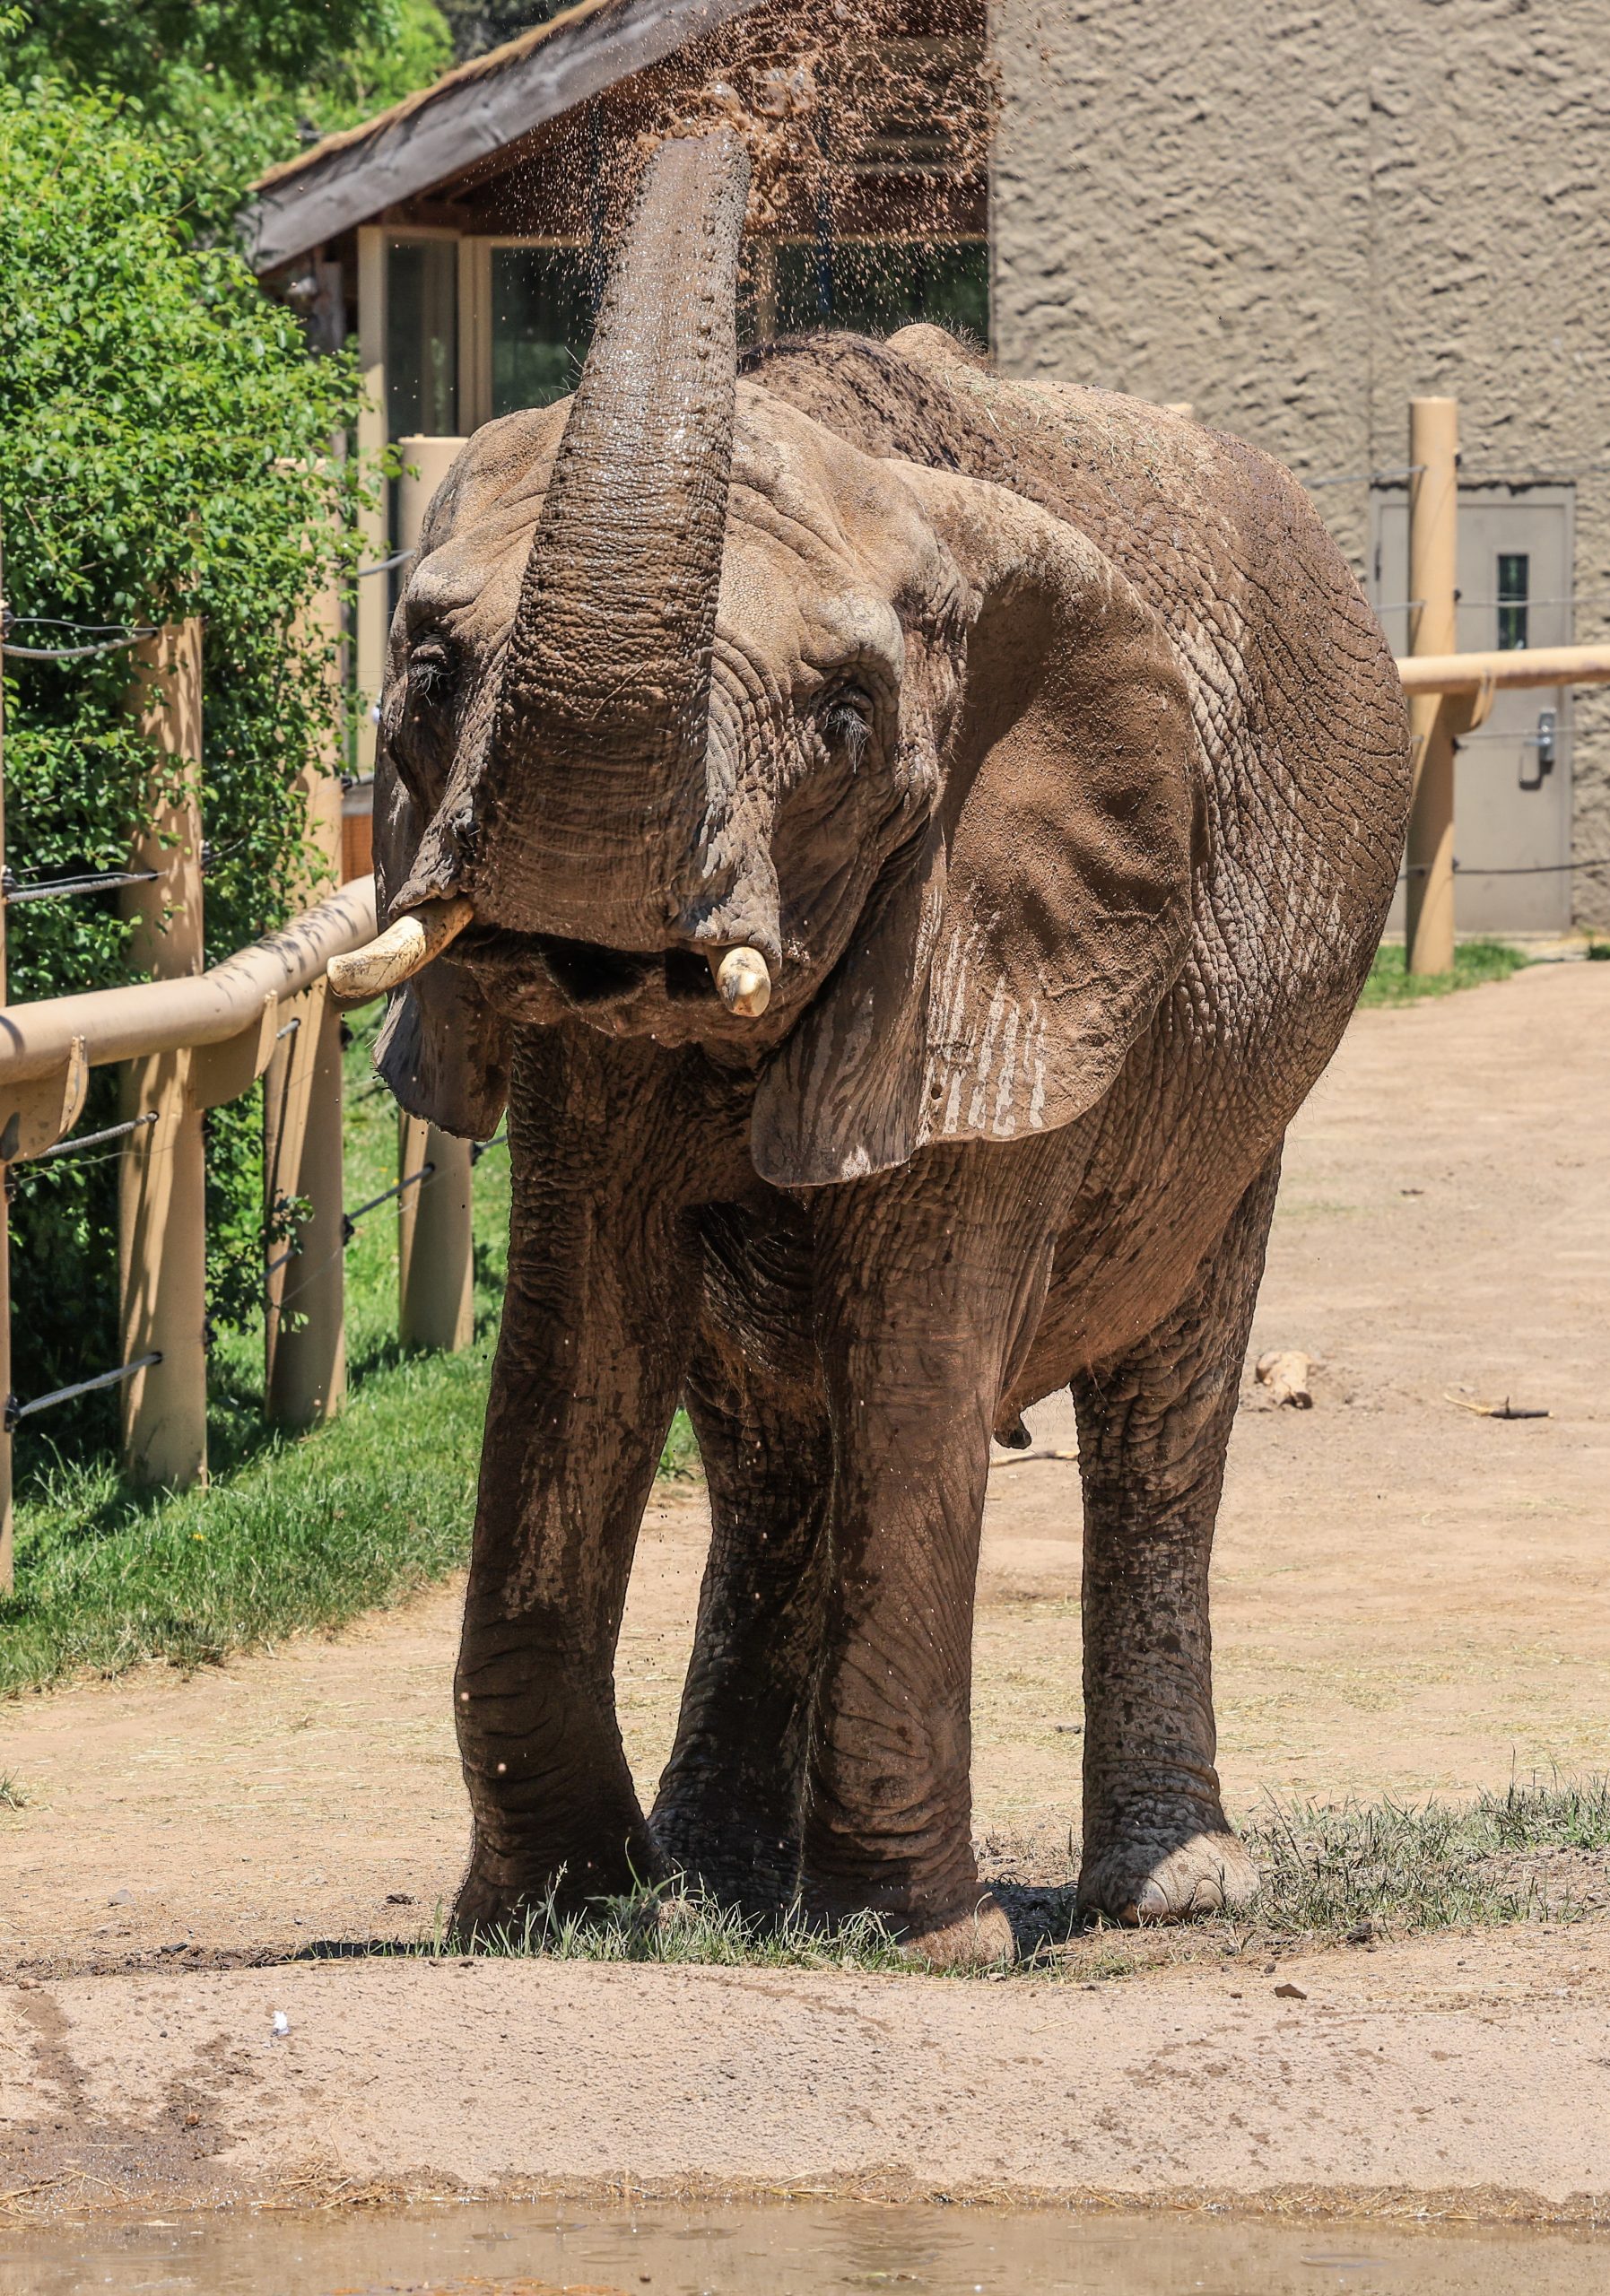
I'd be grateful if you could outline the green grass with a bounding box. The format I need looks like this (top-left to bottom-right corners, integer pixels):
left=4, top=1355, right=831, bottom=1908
left=331, top=1778, right=1607, bottom=1980
left=1359, top=936, right=1530, bottom=1006
left=422, top=1883, right=912, bottom=1973
left=1243, top=1776, right=1610, bottom=1940
left=1, top=1013, right=698, bottom=1696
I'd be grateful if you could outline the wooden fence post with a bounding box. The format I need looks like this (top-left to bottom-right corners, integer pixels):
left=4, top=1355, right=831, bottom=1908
left=1406, top=397, right=1460, bottom=977
left=394, top=437, right=475, bottom=1355
left=118, top=619, right=208, bottom=1491
left=355, top=224, right=388, bottom=779
left=398, top=1109, right=474, bottom=1351
left=265, top=583, right=348, bottom=1426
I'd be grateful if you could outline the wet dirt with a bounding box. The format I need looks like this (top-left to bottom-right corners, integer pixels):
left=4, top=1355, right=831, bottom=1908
left=3, top=2196, right=1608, bottom=2296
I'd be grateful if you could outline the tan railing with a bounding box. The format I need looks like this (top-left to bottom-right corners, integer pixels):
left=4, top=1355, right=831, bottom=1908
left=1397, top=645, right=1610, bottom=697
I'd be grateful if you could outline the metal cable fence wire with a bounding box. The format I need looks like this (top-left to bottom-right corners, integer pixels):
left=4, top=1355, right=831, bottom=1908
left=4, top=866, right=160, bottom=905
left=2, top=614, right=160, bottom=662
left=1302, top=463, right=1424, bottom=489
left=267, top=1124, right=509, bottom=1317
left=1400, top=854, right=1610, bottom=879
left=267, top=1156, right=439, bottom=1312
left=35, top=1111, right=159, bottom=1162
left=5, top=1352, right=161, bottom=1432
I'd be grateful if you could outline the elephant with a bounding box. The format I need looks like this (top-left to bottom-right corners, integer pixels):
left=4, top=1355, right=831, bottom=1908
left=339, top=127, right=1410, bottom=1968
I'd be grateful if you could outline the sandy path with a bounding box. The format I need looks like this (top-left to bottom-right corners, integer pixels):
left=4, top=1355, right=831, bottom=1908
left=1, top=961, right=1606, bottom=2215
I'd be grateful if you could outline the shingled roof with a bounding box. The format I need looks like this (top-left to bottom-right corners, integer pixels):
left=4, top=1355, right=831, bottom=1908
left=245, top=0, right=768, bottom=274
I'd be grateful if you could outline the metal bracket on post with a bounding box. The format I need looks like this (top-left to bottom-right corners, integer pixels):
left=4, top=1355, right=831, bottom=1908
left=1447, top=671, right=1498, bottom=742
left=189, top=995, right=279, bottom=1111
left=0, top=1038, right=90, bottom=1163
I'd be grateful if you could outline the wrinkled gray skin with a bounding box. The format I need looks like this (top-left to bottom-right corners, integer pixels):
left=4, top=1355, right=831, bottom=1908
left=372, top=133, right=1409, bottom=1966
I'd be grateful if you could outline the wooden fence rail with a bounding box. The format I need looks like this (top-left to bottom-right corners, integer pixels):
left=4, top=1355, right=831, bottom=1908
left=0, top=866, right=381, bottom=1582
left=0, top=595, right=455, bottom=1590
left=0, top=543, right=477, bottom=1587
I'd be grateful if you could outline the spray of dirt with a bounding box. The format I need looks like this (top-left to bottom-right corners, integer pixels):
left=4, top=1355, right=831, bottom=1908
left=637, top=0, right=997, bottom=238
left=521, top=0, right=997, bottom=332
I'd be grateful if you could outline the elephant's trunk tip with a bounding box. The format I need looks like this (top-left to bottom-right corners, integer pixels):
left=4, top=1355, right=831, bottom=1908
left=710, top=945, right=771, bottom=1018
left=328, top=893, right=474, bottom=1004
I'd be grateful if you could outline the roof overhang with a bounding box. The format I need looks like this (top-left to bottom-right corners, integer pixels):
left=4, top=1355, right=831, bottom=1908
left=245, top=0, right=770, bottom=276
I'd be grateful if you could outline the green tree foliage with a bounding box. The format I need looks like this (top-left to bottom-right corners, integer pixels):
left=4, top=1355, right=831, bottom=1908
left=12, top=0, right=453, bottom=203
left=20, top=0, right=388, bottom=93
left=0, top=72, right=377, bottom=1439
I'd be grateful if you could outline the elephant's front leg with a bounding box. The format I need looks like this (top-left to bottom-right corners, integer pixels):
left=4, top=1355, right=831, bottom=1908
left=452, top=1039, right=701, bottom=1935
left=802, top=1152, right=1058, bottom=1969
left=1072, top=1150, right=1283, bottom=1925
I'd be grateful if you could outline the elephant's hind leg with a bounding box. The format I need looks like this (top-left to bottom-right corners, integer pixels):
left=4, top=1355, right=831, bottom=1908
left=1072, top=1149, right=1283, bottom=1926
left=650, top=1349, right=832, bottom=1912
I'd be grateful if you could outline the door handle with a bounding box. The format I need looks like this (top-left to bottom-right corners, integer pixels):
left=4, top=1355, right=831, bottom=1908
left=1519, top=709, right=1556, bottom=791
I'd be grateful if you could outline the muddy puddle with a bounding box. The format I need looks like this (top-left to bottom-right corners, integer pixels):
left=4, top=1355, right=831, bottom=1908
left=2, top=2199, right=1606, bottom=2295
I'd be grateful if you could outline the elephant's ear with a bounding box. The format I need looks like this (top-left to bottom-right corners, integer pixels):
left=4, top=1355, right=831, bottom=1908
left=372, top=754, right=510, bottom=1139
left=751, top=469, right=1200, bottom=1187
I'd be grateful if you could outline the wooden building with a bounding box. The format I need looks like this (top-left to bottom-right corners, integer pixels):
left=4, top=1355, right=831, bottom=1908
left=248, top=0, right=988, bottom=772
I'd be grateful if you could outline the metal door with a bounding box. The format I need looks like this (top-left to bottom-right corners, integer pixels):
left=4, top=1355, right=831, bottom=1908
left=1371, top=484, right=1573, bottom=934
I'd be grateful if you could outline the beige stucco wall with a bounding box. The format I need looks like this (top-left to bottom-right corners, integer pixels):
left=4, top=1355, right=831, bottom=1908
left=990, top=0, right=1610, bottom=926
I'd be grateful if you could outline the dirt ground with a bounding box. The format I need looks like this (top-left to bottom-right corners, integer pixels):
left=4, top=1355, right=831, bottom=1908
left=2, top=959, right=1607, bottom=2218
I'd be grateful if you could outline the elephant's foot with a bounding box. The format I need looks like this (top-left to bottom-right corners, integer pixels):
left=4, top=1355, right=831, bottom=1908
left=894, top=1891, right=1016, bottom=1970
left=449, top=1821, right=663, bottom=1945
left=649, top=1797, right=802, bottom=1918
left=801, top=1855, right=1016, bottom=1970
left=1078, top=1817, right=1258, bottom=1926
left=449, top=1864, right=540, bottom=1946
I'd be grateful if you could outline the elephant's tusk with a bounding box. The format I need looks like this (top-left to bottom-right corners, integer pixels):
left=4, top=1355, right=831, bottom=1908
left=711, top=945, right=771, bottom=1018
left=327, top=894, right=474, bottom=1004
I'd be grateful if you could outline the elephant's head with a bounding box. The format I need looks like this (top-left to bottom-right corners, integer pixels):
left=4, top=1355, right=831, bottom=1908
left=358, top=129, right=1202, bottom=1186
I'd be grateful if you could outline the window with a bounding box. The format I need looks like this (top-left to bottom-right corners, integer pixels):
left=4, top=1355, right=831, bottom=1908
left=765, top=240, right=988, bottom=344
left=1497, top=552, right=1529, bottom=651
left=387, top=239, right=458, bottom=436
left=491, top=247, right=596, bottom=419
left=475, top=237, right=991, bottom=422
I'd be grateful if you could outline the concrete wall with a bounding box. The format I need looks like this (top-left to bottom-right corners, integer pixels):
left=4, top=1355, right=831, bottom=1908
left=991, top=0, right=1610, bottom=926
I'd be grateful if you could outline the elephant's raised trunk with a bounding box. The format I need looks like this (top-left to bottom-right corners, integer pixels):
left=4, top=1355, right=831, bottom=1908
left=468, top=129, right=750, bottom=946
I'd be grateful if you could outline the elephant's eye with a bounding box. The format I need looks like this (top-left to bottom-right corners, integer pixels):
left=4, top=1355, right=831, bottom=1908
left=408, top=639, right=455, bottom=709
left=818, top=684, right=875, bottom=770
left=392, top=637, right=458, bottom=811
